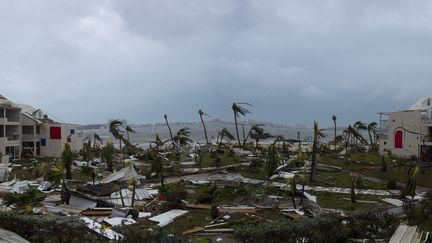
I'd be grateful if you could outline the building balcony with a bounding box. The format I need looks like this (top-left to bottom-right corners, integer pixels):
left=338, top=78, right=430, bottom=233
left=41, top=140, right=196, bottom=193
left=22, top=134, right=40, bottom=141
left=421, top=117, right=432, bottom=124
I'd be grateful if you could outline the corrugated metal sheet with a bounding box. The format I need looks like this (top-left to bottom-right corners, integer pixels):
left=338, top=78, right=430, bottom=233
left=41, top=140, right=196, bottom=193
left=389, top=224, right=421, bottom=243
left=149, top=209, right=188, bottom=227
left=100, top=166, right=138, bottom=184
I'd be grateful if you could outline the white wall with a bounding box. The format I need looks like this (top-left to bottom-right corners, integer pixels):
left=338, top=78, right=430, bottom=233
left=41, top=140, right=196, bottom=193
left=381, top=110, right=421, bottom=158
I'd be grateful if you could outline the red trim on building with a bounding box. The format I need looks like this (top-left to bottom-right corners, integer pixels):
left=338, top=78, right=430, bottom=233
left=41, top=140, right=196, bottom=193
left=50, top=126, right=61, bottom=140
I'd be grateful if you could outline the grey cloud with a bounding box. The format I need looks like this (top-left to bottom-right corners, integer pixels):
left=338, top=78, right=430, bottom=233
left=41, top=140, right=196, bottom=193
left=2, top=0, right=432, bottom=127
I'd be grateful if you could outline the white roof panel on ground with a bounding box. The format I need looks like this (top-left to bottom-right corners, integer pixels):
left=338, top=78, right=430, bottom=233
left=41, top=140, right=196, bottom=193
left=149, top=209, right=188, bottom=227
left=389, top=224, right=421, bottom=243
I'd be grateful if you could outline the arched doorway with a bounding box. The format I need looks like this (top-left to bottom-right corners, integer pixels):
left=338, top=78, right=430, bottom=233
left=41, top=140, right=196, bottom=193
left=394, top=130, right=403, bottom=149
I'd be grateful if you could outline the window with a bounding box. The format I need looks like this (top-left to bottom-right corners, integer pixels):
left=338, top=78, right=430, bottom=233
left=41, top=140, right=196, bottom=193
left=394, top=130, right=403, bottom=149
left=70, top=129, right=75, bottom=135
left=22, top=126, right=33, bottom=135
left=40, top=138, right=46, bottom=146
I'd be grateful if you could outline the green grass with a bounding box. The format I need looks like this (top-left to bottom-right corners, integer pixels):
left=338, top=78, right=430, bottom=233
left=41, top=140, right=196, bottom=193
left=321, top=152, right=432, bottom=188
left=309, top=171, right=388, bottom=190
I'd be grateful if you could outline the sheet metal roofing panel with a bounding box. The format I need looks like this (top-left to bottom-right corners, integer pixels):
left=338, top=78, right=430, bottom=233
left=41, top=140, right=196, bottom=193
left=389, top=224, right=421, bottom=243
left=149, top=209, right=188, bottom=227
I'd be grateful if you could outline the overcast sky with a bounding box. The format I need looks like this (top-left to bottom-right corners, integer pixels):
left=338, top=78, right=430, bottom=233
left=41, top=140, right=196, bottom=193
left=2, top=0, right=432, bottom=126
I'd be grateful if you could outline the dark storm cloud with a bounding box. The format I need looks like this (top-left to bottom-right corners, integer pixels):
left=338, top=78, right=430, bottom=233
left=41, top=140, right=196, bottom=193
left=2, top=0, right=432, bottom=126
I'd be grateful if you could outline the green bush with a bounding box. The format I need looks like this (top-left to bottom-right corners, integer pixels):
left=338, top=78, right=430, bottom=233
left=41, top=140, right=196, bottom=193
left=234, top=213, right=347, bottom=243
left=0, top=212, right=101, bottom=242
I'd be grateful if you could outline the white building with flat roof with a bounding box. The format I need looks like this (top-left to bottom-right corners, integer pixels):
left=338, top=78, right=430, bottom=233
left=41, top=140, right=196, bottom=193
left=379, top=96, right=432, bottom=161
left=0, top=95, right=84, bottom=162
left=0, top=95, right=21, bottom=163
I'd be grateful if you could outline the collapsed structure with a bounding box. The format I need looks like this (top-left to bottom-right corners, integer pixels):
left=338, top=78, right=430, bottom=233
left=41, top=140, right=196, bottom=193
left=0, top=95, right=83, bottom=162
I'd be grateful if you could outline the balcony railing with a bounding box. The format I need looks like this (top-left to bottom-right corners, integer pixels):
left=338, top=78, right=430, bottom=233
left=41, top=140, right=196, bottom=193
left=7, top=117, right=19, bottom=122
left=6, top=135, right=19, bottom=141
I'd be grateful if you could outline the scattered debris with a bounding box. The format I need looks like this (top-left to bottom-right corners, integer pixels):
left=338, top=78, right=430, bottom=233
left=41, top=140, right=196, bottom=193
left=81, top=217, right=123, bottom=240
left=103, top=217, right=136, bottom=227
left=382, top=198, right=404, bottom=207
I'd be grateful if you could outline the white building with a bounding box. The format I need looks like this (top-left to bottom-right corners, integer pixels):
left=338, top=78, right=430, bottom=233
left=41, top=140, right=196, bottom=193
left=0, top=95, right=84, bottom=161
left=0, top=95, right=21, bottom=163
left=379, top=96, right=432, bottom=161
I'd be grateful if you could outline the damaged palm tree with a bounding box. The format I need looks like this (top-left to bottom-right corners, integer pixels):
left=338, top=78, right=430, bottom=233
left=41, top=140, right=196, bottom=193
left=173, top=127, right=193, bottom=146
left=82, top=140, right=93, bottom=166
left=93, top=132, right=103, bottom=149
left=266, top=144, right=280, bottom=179
left=164, top=114, right=174, bottom=145
left=232, top=102, right=252, bottom=147
left=62, top=143, right=76, bottom=180
left=101, top=140, right=115, bottom=172
left=109, top=120, right=131, bottom=150
left=199, top=109, right=211, bottom=144
left=218, top=127, right=235, bottom=147
left=310, top=121, right=327, bottom=182
left=250, top=126, right=273, bottom=148
left=125, top=125, right=136, bottom=142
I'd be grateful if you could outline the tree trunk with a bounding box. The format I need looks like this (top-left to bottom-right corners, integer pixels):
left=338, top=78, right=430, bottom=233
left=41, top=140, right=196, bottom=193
left=200, top=114, right=209, bottom=144
left=368, top=130, right=373, bottom=153
left=131, top=183, right=136, bottom=207
left=310, top=139, right=318, bottom=182
left=234, top=113, right=241, bottom=147
left=164, top=116, right=174, bottom=143
left=66, top=166, right=72, bottom=180
left=119, top=189, right=125, bottom=207
left=299, top=179, right=306, bottom=206
left=242, top=124, right=246, bottom=145
left=334, top=121, right=337, bottom=150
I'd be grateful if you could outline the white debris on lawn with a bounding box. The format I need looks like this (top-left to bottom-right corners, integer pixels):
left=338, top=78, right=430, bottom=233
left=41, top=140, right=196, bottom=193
left=149, top=209, right=188, bottom=227
left=188, top=180, right=210, bottom=185
left=103, top=217, right=136, bottom=227
left=281, top=209, right=305, bottom=216
left=82, top=217, right=123, bottom=240
left=382, top=198, right=404, bottom=207
left=303, top=192, right=317, bottom=203
left=138, top=212, right=152, bottom=218
left=275, top=183, right=400, bottom=196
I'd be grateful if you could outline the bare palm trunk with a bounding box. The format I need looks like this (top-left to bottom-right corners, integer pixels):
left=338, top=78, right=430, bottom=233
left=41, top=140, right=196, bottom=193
left=234, top=113, right=241, bottom=147
left=242, top=124, right=246, bottom=144
left=164, top=115, right=174, bottom=143
left=368, top=130, right=373, bottom=153
left=333, top=121, right=337, bottom=150
left=131, top=183, right=136, bottom=207
left=310, top=136, right=318, bottom=182
left=119, top=189, right=125, bottom=207
left=200, top=114, right=209, bottom=144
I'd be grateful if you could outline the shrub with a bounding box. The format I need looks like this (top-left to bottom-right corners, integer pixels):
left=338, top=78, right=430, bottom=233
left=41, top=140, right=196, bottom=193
left=210, top=205, right=219, bottom=219
left=166, top=189, right=188, bottom=209
left=0, top=212, right=101, bottom=242
left=386, top=180, right=397, bottom=190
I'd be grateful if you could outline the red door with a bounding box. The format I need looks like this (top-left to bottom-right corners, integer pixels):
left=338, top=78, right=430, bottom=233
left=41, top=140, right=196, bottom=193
left=394, top=130, right=403, bottom=149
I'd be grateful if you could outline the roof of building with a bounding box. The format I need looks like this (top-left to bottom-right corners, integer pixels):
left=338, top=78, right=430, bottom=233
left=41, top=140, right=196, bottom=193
left=410, top=96, right=432, bottom=111
left=0, top=95, right=20, bottom=109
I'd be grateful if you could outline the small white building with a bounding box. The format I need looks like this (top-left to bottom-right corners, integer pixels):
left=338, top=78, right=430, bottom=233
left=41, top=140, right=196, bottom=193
left=379, top=96, right=432, bottom=161
left=0, top=95, right=84, bottom=161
